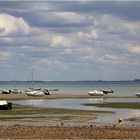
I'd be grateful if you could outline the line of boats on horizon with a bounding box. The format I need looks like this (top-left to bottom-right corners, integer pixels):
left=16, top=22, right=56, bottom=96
left=0, top=87, right=139, bottom=110
left=0, top=88, right=140, bottom=97
left=0, top=70, right=140, bottom=97
left=88, top=89, right=140, bottom=97
left=0, top=88, right=59, bottom=96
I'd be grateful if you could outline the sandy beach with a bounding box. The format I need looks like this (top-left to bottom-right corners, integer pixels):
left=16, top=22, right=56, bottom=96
left=0, top=93, right=140, bottom=139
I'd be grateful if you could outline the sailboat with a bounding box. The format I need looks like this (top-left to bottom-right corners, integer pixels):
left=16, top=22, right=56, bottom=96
left=88, top=89, right=114, bottom=96
left=25, top=69, right=45, bottom=96
left=134, top=93, right=140, bottom=97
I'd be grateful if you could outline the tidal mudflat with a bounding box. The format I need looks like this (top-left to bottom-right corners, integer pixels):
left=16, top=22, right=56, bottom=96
left=0, top=93, right=140, bottom=139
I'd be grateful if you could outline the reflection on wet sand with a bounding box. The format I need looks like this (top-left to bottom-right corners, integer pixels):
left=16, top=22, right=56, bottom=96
left=13, top=98, right=140, bottom=125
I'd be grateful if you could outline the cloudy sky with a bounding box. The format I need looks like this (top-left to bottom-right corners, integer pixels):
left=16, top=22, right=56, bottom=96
left=0, top=1, right=140, bottom=81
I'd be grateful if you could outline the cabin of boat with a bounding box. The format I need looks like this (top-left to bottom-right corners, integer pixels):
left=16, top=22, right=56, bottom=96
left=0, top=100, right=12, bottom=110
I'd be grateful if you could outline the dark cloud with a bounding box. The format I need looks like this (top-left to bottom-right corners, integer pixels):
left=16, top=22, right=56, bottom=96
left=43, top=1, right=140, bottom=21
left=0, top=1, right=140, bottom=29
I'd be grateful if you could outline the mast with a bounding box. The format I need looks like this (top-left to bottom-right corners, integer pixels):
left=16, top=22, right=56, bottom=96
left=31, top=69, right=34, bottom=89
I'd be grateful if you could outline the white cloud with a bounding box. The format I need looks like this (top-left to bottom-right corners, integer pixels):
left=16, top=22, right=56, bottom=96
left=82, top=55, right=96, bottom=61
left=0, top=13, right=30, bottom=36
left=39, top=58, right=52, bottom=65
left=0, top=52, right=10, bottom=60
left=102, top=54, right=121, bottom=64
left=104, top=54, right=120, bottom=61
left=77, top=30, right=98, bottom=39
left=51, top=35, right=72, bottom=47
left=21, top=45, right=50, bottom=52
left=39, top=58, right=70, bottom=70
left=123, top=23, right=137, bottom=35
left=130, top=46, right=140, bottom=54
left=125, top=45, right=140, bottom=54
left=55, top=12, right=85, bottom=24
left=98, top=14, right=140, bottom=41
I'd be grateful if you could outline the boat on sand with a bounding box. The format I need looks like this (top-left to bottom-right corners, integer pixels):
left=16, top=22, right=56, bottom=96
left=0, top=100, right=12, bottom=110
left=134, top=93, right=140, bottom=97
left=88, top=89, right=114, bottom=96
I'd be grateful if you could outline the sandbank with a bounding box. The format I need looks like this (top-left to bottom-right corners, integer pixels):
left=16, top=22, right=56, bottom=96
left=0, top=92, right=134, bottom=100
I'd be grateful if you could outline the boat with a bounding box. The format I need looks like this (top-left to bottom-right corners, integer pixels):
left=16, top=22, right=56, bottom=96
left=134, top=93, right=140, bottom=97
left=102, top=90, right=114, bottom=94
left=43, top=88, right=59, bottom=95
left=1, top=89, right=11, bottom=94
left=12, top=89, right=22, bottom=94
left=88, top=89, right=114, bottom=96
left=88, top=90, right=104, bottom=96
left=26, top=88, right=45, bottom=96
left=0, top=100, right=12, bottom=110
left=25, top=69, right=45, bottom=96
left=43, top=89, right=51, bottom=95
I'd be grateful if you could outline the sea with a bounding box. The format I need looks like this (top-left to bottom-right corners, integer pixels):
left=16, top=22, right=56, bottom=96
left=0, top=81, right=140, bottom=96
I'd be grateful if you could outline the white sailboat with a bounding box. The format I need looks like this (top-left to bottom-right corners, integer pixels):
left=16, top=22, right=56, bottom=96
left=134, top=93, right=140, bottom=97
left=88, top=90, right=104, bottom=96
left=25, top=69, right=45, bottom=96
left=88, top=89, right=114, bottom=96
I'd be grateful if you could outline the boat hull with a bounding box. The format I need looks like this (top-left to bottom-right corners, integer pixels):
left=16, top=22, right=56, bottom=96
left=26, top=90, right=44, bottom=96
left=88, top=90, right=104, bottom=96
left=135, top=93, right=140, bottom=97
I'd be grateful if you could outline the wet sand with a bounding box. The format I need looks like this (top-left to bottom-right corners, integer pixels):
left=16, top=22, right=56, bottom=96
left=0, top=92, right=89, bottom=100
left=0, top=93, right=140, bottom=139
left=0, top=92, right=132, bottom=100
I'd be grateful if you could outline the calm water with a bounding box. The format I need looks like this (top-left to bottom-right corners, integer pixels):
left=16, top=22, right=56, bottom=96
left=13, top=98, right=140, bottom=125
left=0, top=81, right=140, bottom=96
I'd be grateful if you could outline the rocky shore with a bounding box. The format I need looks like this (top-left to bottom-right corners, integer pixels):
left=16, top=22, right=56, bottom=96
left=0, top=124, right=139, bottom=139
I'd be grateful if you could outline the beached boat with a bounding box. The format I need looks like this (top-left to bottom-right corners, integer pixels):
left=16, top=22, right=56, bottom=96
left=1, top=89, right=11, bottom=94
left=26, top=88, right=45, bottom=96
left=0, top=100, right=12, bottom=110
left=88, top=90, right=104, bottom=96
left=12, top=89, right=22, bottom=94
left=102, top=90, right=114, bottom=94
left=43, top=89, right=51, bottom=95
left=25, top=69, right=45, bottom=96
left=25, top=70, right=59, bottom=96
left=135, top=93, right=140, bottom=97
left=88, top=89, right=114, bottom=96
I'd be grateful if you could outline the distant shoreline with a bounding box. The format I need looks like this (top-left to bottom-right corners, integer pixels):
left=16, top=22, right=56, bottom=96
left=0, top=79, right=140, bottom=83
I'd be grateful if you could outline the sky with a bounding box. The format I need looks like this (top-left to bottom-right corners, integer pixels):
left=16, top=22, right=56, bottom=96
left=0, top=1, right=140, bottom=81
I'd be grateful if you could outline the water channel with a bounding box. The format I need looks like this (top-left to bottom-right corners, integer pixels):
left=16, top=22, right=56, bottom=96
left=13, top=98, right=140, bottom=125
